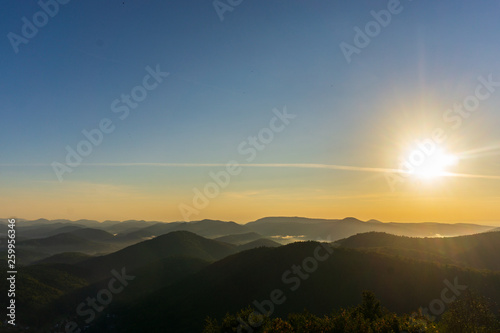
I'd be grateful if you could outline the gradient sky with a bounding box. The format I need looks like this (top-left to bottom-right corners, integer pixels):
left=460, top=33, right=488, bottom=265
left=2, top=0, right=500, bottom=224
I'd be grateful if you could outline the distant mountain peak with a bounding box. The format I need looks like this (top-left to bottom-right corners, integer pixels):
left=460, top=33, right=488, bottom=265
left=341, top=217, right=363, bottom=223
left=33, top=218, right=51, bottom=223
left=197, top=219, right=234, bottom=224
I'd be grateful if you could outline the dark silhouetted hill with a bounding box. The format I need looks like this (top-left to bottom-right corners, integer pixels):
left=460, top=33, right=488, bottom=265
left=215, top=232, right=264, bottom=244
left=335, top=231, right=500, bottom=271
left=112, top=241, right=500, bottom=332
left=236, top=238, right=282, bottom=251
left=35, top=252, right=93, bottom=265
left=77, top=231, right=237, bottom=280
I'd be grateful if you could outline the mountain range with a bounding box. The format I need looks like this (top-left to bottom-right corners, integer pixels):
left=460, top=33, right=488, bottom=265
left=1, top=217, right=499, bottom=331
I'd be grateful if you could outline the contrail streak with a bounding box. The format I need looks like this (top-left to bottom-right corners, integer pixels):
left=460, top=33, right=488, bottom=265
left=459, top=144, right=500, bottom=159
left=442, top=172, right=500, bottom=180
left=2, top=162, right=500, bottom=180
left=76, top=162, right=403, bottom=174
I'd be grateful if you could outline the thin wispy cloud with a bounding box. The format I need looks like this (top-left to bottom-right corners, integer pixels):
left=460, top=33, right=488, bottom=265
left=79, top=162, right=402, bottom=174
left=458, top=144, right=500, bottom=159
left=3, top=162, right=500, bottom=181
left=442, top=172, right=500, bottom=180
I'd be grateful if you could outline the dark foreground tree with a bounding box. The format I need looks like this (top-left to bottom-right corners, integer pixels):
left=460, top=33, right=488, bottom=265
left=203, top=291, right=440, bottom=333
left=440, top=290, right=499, bottom=333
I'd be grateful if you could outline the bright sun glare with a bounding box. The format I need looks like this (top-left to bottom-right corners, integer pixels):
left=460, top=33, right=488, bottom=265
left=403, top=146, right=459, bottom=180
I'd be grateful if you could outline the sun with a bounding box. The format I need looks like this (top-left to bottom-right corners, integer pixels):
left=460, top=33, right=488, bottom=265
left=402, top=145, right=459, bottom=180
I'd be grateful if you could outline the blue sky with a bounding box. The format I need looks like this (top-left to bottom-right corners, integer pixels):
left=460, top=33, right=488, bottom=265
left=2, top=0, right=500, bottom=223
